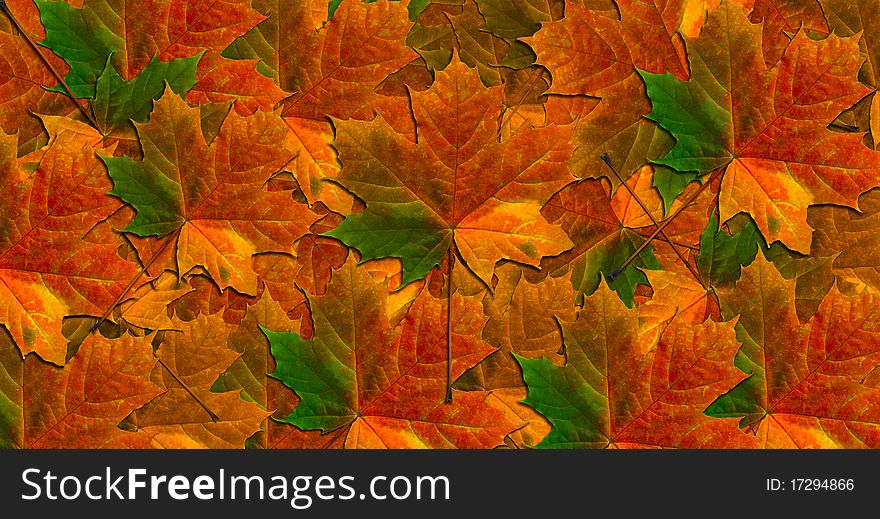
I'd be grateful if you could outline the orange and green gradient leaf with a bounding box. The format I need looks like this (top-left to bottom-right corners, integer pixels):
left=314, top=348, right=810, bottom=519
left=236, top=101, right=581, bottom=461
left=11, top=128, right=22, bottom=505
left=516, top=281, right=748, bottom=448
left=265, top=257, right=523, bottom=448
left=706, top=255, right=880, bottom=447
left=327, top=56, right=576, bottom=286
left=102, top=89, right=318, bottom=295
left=640, top=0, right=880, bottom=252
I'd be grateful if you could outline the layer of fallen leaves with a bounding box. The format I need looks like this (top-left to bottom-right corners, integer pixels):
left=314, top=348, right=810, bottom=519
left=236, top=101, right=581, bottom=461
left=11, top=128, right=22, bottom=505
left=2, top=0, right=880, bottom=449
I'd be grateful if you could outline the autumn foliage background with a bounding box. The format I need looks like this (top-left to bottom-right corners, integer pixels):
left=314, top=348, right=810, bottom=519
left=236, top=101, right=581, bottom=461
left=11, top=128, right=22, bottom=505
left=1, top=0, right=880, bottom=449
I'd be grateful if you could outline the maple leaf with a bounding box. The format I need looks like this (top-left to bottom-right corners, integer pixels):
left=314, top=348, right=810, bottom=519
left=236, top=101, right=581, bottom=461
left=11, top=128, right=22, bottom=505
left=211, top=288, right=353, bottom=449
left=327, top=56, right=575, bottom=286
left=748, top=0, right=829, bottom=65
left=806, top=188, right=880, bottom=297
left=408, top=0, right=517, bottom=87
left=538, top=170, right=677, bottom=306
left=1, top=329, right=162, bottom=448
left=123, top=312, right=270, bottom=448
left=210, top=294, right=300, bottom=428
left=116, top=272, right=194, bottom=331
left=36, top=0, right=197, bottom=91
left=35, top=0, right=281, bottom=117
left=758, top=242, right=835, bottom=322
left=265, top=257, right=523, bottom=448
left=455, top=262, right=578, bottom=392
left=695, top=212, right=765, bottom=289
left=525, top=0, right=691, bottom=188
left=706, top=255, right=880, bottom=447
left=817, top=0, right=880, bottom=147
left=516, top=280, right=748, bottom=448
left=405, top=0, right=555, bottom=144
left=188, top=51, right=288, bottom=116
left=38, top=0, right=264, bottom=82
left=33, top=0, right=211, bottom=144
left=167, top=274, right=256, bottom=325
left=818, top=0, right=880, bottom=90
left=475, top=0, right=563, bottom=40
left=92, top=52, right=201, bottom=135
left=222, top=0, right=415, bottom=212
left=657, top=208, right=818, bottom=325
left=102, top=89, right=318, bottom=295
left=223, top=0, right=415, bottom=122
left=640, top=0, right=880, bottom=252
left=0, top=124, right=140, bottom=365
left=0, top=27, right=73, bottom=155
left=636, top=210, right=764, bottom=342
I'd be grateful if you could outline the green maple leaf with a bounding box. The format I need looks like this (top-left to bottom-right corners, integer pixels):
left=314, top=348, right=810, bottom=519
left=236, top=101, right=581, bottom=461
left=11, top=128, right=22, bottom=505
left=94, top=53, right=200, bottom=135
left=695, top=213, right=765, bottom=288
left=36, top=0, right=201, bottom=135
left=36, top=0, right=123, bottom=99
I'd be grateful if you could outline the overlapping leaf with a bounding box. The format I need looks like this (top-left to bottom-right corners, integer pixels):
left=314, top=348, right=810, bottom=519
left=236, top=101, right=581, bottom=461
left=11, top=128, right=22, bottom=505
left=641, top=0, right=880, bottom=252
left=328, top=56, right=575, bottom=285
left=123, top=312, right=270, bottom=448
left=0, top=124, right=139, bottom=365
left=1, top=329, right=162, bottom=448
left=223, top=0, right=417, bottom=213
left=706, top=256, right=880, bottom=447
left=0, top=18, right=73, bottom=155
left=36, top=0, right=283, bottom=114
left=1, top=0, right=880, bottom=452
left=526, top=0, right=691, bottom=188
left=266, top=257, right=523, bottom=448
left=516, top=281, right=749, bottom=448
left=103, top=89, right=318, bottom=295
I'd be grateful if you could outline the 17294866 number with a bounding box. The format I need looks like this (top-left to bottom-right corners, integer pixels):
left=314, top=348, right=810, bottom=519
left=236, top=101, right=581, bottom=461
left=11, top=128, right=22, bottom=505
left=791, top=479, right=854, bottom=491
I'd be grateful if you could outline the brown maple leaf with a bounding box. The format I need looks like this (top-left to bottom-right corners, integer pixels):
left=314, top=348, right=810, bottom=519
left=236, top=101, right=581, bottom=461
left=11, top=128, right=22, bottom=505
left=2, top=329, right=162, bottom=448
left=103, top=88, right=319, bottom=296
left=707, top=255, right=880, bottom=448
left=0, top=123, right=140, bottom=365
left=123, top=312, right=270, bottom=449
left=266, top=257, right=524, bottom=448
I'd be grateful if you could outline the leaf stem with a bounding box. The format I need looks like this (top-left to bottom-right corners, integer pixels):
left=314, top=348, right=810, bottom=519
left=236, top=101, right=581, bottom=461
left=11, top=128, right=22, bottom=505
left=155, top=355, right=219, bottom=422
left=608, top=167, right=722, bottom=281
left=0, top=1, right=101, bottom=131
left=445, top=238, right=454, bottom=404
left=90, top=229, right=180, bottom=333
left=828, top=122, right=860, bottom=132
left=601, top=154, right=705, bottom=288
